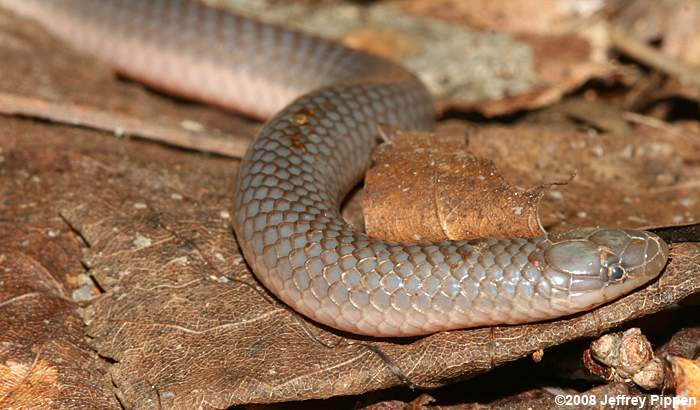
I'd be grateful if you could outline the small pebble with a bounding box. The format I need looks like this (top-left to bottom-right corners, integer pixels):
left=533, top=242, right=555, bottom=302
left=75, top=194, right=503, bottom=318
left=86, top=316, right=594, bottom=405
left=133, top=234, right=152, bottom=248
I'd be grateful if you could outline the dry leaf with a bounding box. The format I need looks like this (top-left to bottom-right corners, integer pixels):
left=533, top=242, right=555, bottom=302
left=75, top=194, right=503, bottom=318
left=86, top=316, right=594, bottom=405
left=399, top=0, right=606, bottom=35
left=2, top=2, right=700, bottom=408
left=396, top=1, right=614, bottom=116
left=656, top=327, right=700, bottom=359
left=363, top=130, right=543, bottom=242
left=0, top=251, right=118, bottom=409
left=588, top=328, right=664, bottom=390
left=668, top=356, right=700, bottom=410
left=451, top=122, right=700, bottom=231
left=3, top=118, right=699, bottom=407
left=445, top=32, right=612, bottom=116
left=362, top=114, right=700, bottom=243
left=662, top=0, right=700, bottom=67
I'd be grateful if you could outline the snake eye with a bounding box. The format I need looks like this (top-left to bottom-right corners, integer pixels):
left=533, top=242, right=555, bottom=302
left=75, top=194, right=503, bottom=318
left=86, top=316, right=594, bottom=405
left=607, top=265, right=626, bottom=281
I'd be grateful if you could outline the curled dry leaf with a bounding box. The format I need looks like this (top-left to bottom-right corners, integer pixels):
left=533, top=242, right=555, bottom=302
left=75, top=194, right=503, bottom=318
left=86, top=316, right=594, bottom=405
left=4, top=118, right=699, bottom=407
left=352, top=118, right=700, bottom=241
left=363, top=129, right=543, bottom=242
left=587, top=328, right=664, bottom=390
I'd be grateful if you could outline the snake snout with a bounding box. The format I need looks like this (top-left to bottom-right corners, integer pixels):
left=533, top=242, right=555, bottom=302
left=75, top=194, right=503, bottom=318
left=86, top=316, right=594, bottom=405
left=617, top=230, right=669, bottom=278
left=581, top=228, right=669, bottom=283
left=544, top=228, right=669, bottom=311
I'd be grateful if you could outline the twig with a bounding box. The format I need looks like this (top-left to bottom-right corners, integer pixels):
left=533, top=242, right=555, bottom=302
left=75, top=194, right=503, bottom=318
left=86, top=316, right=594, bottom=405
left=610, top=28, right=700, bottom=90
left=0, top=92, right=251, bottom=158
left=623, top=111, right=700, bottom=148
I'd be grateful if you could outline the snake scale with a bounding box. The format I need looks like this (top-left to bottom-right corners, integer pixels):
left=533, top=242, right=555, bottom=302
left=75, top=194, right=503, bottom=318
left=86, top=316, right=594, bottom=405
left=2, top=0, right=669, bottom=336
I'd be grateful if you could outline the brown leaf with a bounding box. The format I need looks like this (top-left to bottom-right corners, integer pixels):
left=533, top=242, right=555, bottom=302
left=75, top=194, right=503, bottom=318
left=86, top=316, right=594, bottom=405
left=363, top=130, right=543, bottom=242
left=0, top=251, right=118, bottom=409
left=449, top=122, right=700, bottom=231
left=445, top=32, right=612, bottom=116
left=614, top=0, right=700, bottom=68
left=356, top=120, right=700, bottom=237
left=400, top=0, right=606, bottom=35
left=4, top=118, right=699, bottom=406
left=668, top=357, right=700, bottom=410
left=656, top=327, right=700, bottom=359
left=662, top=0, right=700, bottom=67
left=396, top=1, right=614, bottom=116
left=0, top=117, right=119, bottom=407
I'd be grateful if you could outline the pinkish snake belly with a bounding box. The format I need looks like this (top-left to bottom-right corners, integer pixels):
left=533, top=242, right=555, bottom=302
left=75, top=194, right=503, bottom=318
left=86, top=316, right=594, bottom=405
left=3, top=0, right=669, bottom=336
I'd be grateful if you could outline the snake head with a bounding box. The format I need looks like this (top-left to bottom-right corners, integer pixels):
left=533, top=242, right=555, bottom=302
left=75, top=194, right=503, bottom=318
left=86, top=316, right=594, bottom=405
left=541, top=228, right=668, bottom=311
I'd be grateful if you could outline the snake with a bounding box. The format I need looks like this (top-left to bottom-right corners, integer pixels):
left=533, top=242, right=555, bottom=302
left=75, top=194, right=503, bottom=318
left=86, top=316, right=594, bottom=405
left=3, top=0, right=669, bottom=336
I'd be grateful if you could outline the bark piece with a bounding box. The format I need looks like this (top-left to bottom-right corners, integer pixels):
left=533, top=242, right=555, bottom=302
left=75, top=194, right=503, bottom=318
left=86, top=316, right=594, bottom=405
left=364, top=130, right=543, bottom=242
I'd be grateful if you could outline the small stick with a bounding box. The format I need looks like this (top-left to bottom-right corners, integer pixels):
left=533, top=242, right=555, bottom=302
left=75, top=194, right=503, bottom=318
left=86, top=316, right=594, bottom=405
left=610, top=28, right=700, bottom=89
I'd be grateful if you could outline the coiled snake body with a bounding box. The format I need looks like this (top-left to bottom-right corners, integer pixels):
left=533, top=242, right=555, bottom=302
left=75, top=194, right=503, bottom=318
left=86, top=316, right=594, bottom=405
left=3, top=0, right=669, bottom=336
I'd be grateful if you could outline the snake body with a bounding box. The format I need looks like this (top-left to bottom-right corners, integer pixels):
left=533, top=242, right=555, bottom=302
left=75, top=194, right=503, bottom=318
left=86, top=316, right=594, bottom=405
left=3, top=0, right=669, bottom=336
